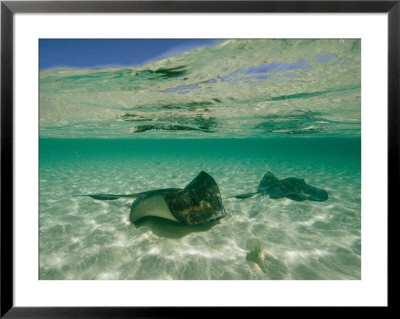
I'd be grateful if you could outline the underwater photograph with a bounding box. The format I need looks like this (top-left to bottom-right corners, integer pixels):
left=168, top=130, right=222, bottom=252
left=39, top=39, right=361, bottom=280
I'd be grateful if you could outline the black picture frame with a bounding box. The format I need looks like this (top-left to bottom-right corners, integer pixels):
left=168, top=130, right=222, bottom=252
left=1, top=1, right=396, bottom=317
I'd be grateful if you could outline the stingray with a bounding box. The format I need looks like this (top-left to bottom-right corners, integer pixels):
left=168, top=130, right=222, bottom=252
left=231, top=171, right=328, bottom=202
left=83, top=171, right=226, bottom=226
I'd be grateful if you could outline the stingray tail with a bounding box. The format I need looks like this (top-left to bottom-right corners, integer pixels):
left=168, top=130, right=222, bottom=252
left=78, top=193, right=141, bottom=201
left=227, top=192, right=259, bottom=199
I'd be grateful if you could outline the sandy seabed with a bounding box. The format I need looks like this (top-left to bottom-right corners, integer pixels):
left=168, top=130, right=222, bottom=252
left=39, top=138, right=361, bottom=280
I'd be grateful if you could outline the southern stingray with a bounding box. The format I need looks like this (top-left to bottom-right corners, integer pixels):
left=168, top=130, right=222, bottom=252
left=84, top=171, right=226, bottom=226
left=232, top=171, right=328, bottom=202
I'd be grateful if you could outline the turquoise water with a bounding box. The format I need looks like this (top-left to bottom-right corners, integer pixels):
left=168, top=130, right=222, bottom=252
left=39, top=39, right=361, bottom=280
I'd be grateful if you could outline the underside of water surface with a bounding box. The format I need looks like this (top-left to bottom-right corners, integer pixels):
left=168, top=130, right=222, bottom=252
left=39, top=39, right=361, bottom=280
left=40, top=39, right=360, bottom=139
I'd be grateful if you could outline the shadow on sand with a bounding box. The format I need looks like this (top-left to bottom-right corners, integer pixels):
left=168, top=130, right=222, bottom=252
left=133, top=216, right=220, bottom=239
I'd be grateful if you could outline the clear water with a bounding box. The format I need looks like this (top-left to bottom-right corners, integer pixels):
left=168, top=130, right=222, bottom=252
left=39, top=39, right=361, bottom=280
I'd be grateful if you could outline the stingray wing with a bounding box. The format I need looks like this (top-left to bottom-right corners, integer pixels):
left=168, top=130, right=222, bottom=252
left=269, top=178, right=328, bottom=202
left=164, top=171, right=226, bottom=226
left=257, top=171, right=280, bottom=193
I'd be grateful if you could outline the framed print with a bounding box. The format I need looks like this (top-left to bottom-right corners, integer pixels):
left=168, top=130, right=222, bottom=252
left=1, top=0, right=396, bottom=317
